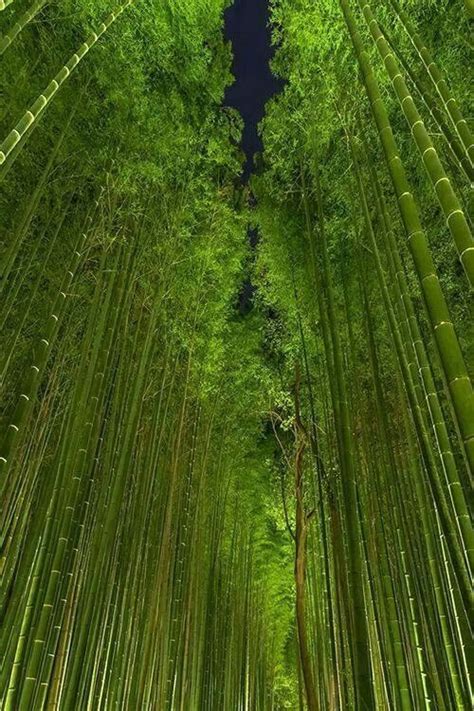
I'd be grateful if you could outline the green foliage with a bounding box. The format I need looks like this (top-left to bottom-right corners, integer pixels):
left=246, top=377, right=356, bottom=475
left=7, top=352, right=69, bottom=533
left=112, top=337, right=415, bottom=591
left=0, top=0, right=471, bottom=708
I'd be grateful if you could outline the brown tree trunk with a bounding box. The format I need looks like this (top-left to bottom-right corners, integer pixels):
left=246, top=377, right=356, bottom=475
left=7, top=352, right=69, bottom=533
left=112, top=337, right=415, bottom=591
left=294, top=366, right=319, bottom=711
left=295, top=508, right=318, bottom=711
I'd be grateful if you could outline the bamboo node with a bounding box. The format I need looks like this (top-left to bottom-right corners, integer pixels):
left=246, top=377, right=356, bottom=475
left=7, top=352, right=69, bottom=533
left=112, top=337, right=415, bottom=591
left=398, top=191, right=411, bottom=201
left=434, top=176, right=449, bottom=189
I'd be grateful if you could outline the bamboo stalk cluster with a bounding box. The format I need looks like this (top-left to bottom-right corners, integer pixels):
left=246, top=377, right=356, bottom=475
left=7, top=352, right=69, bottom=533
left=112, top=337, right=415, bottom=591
left=0, top=0, right=472, bottom=708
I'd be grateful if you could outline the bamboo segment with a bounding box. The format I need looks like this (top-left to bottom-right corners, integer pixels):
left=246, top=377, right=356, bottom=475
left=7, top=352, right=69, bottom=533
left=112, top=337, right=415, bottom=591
left=380, top=23, right=474, bottom=183
left=0, top=232, right=87, bottom=487
left=0, top=0, right=471, bottom=707
left=311, top=164, right=375, bottom=710
left=369, top=164, right=473, bottom=579
left=388, top=0, right=474, bottom=167
left=351, top=137, right=470, bottom=705
left=339, top=0, right=474, bottom=475
left=0, top=103, right=77, bottom=287
left=359, top=0, right=474, bottom=287
left=351, top=137, right=470, bottom=601
left=0, top=0, right=134, bottom=171
left=0, top=0, right=47, bottom=56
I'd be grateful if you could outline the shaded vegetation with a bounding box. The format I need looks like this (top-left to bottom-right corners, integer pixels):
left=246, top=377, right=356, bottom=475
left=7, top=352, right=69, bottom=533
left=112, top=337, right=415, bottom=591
left=0, top=0, right=472, bottom=708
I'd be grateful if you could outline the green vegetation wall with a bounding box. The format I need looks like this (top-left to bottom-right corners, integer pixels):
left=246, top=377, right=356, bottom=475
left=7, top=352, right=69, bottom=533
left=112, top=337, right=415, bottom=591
left=0, top=0, right=472, bottom=709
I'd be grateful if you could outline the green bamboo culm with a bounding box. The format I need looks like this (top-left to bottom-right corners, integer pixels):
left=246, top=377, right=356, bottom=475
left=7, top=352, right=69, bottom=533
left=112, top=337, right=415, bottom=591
left=358, top=0, right=474, bottom=287
left=0, top=0, right=47, bottom=56
left=368, top=161, right=474, bottom=580
left=351, top=134, right=471, bottom=601
left=388, top=0, right=474, bottom=166
left=0, top=0, right=15, bottom=10
left=339, top=0, right=474, bottom=475
left=312, top=163, right=375, bottom=711
left=0, top=0, right=134, bottom=173
left=350, top=134, right=470, bottom=707
left=379, top=22, right=474, bottom=184
left=0, top=0, right=472, bottom=707
left=0, top=233, right=87, bottom=488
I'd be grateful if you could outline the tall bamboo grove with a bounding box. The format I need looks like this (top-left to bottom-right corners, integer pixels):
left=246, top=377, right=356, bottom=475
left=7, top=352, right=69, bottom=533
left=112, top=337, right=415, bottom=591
left=0, top=0, right=472, bottom=708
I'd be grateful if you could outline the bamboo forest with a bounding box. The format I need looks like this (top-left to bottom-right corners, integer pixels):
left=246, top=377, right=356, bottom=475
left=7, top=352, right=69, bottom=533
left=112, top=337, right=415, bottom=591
left=0, top=0, right=473, bottom=708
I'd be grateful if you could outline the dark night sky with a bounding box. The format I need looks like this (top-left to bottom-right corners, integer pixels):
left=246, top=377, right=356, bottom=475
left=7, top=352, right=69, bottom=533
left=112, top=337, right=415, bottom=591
left=224, top=0, right=284, bottom=182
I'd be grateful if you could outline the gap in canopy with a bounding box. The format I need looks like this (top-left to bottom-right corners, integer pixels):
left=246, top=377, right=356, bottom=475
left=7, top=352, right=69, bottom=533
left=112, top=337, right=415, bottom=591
left=223, top=0, right=284, bottom=313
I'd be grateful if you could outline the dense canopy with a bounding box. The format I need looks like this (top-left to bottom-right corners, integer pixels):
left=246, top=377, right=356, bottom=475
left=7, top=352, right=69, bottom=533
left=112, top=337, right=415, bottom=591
left=0, top=1, right=472, bottom=709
